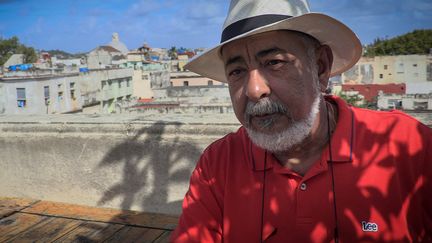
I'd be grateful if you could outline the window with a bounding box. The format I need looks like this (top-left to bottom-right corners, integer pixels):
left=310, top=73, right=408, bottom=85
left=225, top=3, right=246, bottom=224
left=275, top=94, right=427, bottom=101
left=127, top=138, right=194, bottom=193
left=379, top=74, right=383, bottom=79
left=17, top=88, right=26, bottom=107
left=70, top=82, right=76, bottom=100
left=126, top=79, right=130, bottom=87
left=44, top=86, right=50, bottom=105
left=102, top=81, right=107, bottom=90
left=142, top=75, right=149, bottom=80
left=44, top=86, right=50, bottom=99
left=58, top=91, right=63, bottom=101
left=183, top=81, right=189, bottom=86
left=413, top=64, right=417, bottom=67
left=58, top=83, right=63, bottom=101
left=208, top=80, right=213, bottom=86
left=384, top=65, right=388, bottom=70
left=118, top=81, right=122, bottom=88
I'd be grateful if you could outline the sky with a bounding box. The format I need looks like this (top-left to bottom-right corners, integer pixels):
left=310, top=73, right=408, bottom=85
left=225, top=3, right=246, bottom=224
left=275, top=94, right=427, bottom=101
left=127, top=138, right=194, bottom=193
left=0, top=0, right=431, bottom=53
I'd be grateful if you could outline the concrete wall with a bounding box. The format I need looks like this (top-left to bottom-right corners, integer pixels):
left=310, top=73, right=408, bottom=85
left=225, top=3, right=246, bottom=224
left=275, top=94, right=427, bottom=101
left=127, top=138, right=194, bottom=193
left=406, top=82, right=432, bottom=94
left=0, top=115, right=240, bottom=215
left=153, top=85, right=231, bottom=105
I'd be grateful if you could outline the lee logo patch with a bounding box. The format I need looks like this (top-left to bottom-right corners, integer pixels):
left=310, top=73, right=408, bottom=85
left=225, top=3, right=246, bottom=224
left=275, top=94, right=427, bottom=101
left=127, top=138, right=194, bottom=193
left=361, top=221, right=378, bottom=232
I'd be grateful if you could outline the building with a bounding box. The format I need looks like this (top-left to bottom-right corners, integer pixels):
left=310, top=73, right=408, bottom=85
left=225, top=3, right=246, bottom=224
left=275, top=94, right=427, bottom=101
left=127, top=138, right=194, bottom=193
left=122, top=51, right=170, bottom=100
left=0, top=71, right=81, bottom=114
left=51, top=57, right=82, bottom=68
left=133, top=71, right=232, bottom=114
left=177, top=54, right=189, bottom=72
left=0, top=68, right=134, bottom=115
left=87, top=46, right=125, bottom=69
left=341, top=83, right=406, bottom=103
left=170, top=71, right=224, bottom=87
left=108, top=33, right=128, bottom=54
left=2, top=54, right=25, bottom=72
left=97, top=68, right=134, bottom=113
left=377, top=93, right=432, bottom=111
left=342, top=54, right=432, bottom=85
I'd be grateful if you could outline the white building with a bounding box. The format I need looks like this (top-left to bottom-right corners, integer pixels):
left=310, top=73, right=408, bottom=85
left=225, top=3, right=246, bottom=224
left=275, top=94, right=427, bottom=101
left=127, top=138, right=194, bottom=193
left=0, top=72, right=81, bottom=114
left=0, top=68, right=134, bottom=114
left=87, top=46, right=125, bottom=69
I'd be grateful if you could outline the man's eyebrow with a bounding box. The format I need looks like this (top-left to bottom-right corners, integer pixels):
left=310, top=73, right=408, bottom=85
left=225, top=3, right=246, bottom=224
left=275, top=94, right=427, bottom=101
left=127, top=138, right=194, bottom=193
left=256, top=47, right=285, bottom=58
left=225, top=56, right=244, bottom=68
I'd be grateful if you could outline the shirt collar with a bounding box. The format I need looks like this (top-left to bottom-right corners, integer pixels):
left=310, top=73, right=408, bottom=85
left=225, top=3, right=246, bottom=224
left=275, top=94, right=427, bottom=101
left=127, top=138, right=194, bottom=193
left=326, top=95, right=354, bottom=163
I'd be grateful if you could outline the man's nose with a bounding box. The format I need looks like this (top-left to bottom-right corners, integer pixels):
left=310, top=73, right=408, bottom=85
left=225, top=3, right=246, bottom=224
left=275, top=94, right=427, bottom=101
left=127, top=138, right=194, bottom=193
left=245, top=69, right=271, bottom=101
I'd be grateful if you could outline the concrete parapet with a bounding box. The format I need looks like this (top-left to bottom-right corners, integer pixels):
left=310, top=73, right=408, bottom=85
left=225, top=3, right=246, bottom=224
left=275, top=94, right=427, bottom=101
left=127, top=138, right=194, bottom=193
left=0, top=114, right=240, bottom=215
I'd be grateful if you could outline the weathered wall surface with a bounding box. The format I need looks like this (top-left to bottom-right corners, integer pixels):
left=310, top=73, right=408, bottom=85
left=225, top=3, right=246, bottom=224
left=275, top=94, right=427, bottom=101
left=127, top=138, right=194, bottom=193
left=0, top=114, right=240, bottom=216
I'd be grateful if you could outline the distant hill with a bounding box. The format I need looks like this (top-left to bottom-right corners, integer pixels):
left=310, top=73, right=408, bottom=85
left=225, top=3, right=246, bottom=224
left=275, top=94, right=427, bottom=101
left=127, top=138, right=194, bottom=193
left=363, top=29, right=432, bottom=57
left=41, top=49, right=86, bottom=59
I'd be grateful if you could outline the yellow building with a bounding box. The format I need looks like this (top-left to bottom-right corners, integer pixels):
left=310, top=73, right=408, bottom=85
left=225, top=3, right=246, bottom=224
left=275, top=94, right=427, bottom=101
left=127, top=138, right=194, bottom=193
left=342, top=54, right=432, bottom=84
left=177, top=55, right=189, bottom=72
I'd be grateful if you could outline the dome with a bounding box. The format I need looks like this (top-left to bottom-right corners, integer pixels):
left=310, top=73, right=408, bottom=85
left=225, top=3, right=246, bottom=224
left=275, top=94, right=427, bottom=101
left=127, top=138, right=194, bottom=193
left=108, top=33, right=129, bottom=54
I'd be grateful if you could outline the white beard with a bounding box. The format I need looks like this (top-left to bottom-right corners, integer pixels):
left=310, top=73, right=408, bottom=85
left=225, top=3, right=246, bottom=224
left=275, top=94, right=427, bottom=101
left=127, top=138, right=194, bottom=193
left=244, top=90, right=321, bottom=153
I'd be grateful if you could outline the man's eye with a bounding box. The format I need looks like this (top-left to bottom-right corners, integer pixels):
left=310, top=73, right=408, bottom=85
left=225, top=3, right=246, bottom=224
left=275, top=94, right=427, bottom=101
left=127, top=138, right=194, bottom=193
left=267, top=60, right=284, bottom=66
left=228, top=69, right=243, bottom=77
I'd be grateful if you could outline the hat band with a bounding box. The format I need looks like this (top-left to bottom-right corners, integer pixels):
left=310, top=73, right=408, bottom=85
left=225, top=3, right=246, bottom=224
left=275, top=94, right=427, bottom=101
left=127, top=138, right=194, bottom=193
left=221, top=14, right=292, bottom=43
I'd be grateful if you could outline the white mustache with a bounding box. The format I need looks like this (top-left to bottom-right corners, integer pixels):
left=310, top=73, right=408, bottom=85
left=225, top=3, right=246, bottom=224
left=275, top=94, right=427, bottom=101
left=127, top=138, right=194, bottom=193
left=245, top=98, right=287, bottom=117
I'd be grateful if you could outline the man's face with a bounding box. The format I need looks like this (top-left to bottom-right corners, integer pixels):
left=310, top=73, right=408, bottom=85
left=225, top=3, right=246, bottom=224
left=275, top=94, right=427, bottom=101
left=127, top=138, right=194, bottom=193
left=221, top=31, right=322, bottom=151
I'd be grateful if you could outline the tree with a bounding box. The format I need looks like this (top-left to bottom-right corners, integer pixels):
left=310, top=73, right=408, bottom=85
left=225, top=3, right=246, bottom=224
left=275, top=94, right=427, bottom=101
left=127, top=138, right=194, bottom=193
left=0, top=36, right=19, bottom=66
left=0, top=36, right=37, bottom=66
left=168, top=46, right=177, bottom=60
left=363, top=29, right=432, bottom=57
left=18, top=46, right=37, bottom=64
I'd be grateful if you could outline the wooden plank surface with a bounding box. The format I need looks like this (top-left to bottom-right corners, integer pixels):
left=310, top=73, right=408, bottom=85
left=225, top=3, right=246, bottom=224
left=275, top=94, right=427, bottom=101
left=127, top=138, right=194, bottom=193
left=7, top=217, right=82, bottom=242
left=0, top=198, right=176, bottom=242
left=104, top=226, right=165, bottom=243
left=53, top=221, right=124, bottom=242
left=0, top=198, right=38, bottom=218
left=153, top=231, right=172, bottom=243
left=22, top=200, right=178, bottom=230
left=0, top=213, right=49, bottom=242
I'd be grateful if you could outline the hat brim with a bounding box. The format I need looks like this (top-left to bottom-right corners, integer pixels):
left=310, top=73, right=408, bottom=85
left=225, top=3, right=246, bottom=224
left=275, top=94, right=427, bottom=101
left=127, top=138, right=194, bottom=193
left=184, top=13, right=362, bottom=83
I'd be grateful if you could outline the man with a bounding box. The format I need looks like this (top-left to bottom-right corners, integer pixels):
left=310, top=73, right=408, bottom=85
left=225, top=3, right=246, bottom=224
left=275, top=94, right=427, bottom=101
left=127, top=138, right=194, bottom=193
left=171, top=0, right=432, bottom=242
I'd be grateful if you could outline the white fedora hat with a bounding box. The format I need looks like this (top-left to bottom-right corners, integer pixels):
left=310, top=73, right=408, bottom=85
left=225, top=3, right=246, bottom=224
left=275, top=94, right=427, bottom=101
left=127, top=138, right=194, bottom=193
left=184, top=0, right=362, bottom=83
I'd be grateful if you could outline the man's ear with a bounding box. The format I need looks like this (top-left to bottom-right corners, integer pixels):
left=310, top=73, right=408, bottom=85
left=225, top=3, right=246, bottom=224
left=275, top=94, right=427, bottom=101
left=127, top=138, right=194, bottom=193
left=315, top=45, right=333, bottom=92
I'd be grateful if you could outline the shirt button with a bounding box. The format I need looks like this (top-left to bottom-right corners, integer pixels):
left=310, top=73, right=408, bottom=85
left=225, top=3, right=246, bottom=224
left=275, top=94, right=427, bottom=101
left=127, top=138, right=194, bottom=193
left=300, top=183, right=307, bottom=191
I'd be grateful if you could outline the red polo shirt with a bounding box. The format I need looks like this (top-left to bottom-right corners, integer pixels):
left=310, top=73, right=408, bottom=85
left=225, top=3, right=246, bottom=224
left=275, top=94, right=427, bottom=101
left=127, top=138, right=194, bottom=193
left=171, top=96, right=432, bottom=242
